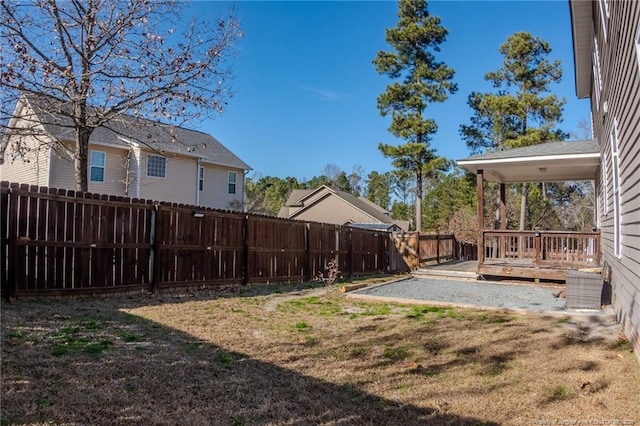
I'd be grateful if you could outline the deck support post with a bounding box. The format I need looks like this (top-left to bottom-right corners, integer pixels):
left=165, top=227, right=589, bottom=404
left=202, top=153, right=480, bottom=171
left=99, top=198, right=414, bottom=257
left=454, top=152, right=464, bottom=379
left=477, top=170, right=484, bottom=270
left=499, top=183, right=506, bottom=259
left=499, top=183, right=506, bottom=230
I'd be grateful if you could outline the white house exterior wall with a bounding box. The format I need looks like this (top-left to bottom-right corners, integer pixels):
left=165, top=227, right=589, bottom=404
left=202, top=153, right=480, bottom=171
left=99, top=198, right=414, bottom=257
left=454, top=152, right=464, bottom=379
left=48, top=143, right=130, bottom=195
left=139, top=151, right=196, bottom=205
left=199, top=165, right=245, bottom=210
left=0, top=133, right=50, bottom=186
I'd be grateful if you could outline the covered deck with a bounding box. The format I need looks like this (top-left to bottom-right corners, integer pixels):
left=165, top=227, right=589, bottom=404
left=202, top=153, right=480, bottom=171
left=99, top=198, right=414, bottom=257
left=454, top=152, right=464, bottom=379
left=458, top=140, right=601, bottom=282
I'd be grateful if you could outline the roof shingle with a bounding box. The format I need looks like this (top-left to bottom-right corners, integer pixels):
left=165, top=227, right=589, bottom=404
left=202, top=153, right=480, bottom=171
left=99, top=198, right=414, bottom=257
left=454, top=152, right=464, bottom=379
left=23, top=94, right=251, bottom=170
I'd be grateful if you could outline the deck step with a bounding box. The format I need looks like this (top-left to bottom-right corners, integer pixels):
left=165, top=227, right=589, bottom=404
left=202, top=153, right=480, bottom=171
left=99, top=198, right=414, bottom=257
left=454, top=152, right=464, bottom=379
left=413, top=268, right=479, bottom=280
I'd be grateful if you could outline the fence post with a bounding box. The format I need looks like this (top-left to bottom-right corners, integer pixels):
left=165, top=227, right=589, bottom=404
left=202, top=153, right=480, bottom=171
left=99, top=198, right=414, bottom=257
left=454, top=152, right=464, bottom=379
left=304, top=223, right=310, bottom=281
left=242, top=214, right=249, bottom=285
left=415, top=231, right=421, bottom=269
left=6, top=188, right=17, bottom=299
left=453, top=234, right=459, bottom=260
left=347, top=227, right=353, bottom=278
left=150, top=204, right=160, bottom=292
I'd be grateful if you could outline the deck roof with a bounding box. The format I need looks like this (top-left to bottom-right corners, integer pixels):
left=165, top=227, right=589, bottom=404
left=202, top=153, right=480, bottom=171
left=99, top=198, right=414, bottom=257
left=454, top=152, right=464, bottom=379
left=457, top=140, right=600, bottom=183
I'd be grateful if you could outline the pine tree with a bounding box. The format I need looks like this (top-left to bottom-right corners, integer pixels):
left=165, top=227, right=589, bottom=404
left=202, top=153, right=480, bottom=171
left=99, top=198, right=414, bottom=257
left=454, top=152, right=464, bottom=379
left=460, top=32, right=566, bottom=230
left=373, top=0, right=456, bottom=231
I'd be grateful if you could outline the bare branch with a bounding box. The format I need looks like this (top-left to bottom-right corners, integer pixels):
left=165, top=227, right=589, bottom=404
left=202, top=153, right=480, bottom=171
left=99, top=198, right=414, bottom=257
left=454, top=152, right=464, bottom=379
left=1, top=0, right=240, bottom=191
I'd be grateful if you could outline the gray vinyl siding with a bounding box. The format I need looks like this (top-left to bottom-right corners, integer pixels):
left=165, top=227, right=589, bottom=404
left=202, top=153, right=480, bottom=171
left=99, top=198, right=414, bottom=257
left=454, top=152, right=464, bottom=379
left=591, top=0, right=640, bottom=352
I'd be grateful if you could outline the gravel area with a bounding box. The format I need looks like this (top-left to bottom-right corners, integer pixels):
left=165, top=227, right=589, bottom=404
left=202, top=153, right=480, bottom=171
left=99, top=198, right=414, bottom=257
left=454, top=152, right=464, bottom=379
left=352, top=276, right=570, bottom=313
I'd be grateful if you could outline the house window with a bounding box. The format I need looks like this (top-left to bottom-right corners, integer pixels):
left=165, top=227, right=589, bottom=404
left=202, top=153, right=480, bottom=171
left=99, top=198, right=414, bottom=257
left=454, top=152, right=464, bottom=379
left=90, top=150, right=105, bottom=182
left=610, top=120, right=622, bottom=258
left=147, top=155, right=166, bottom=178
left=199, top=166, right=204, bottom=191
left=599, top=0, right=609, bottom=39
left=592, top=36, right=603, bottom=110
left=228, top=171, right=237, bottom=194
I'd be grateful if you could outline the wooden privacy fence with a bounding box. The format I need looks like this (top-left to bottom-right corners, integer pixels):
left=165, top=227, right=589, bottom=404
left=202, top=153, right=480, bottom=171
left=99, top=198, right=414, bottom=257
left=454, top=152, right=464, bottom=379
left=392, top=232, right=472, bottom=269
left=1, top=182, right=392, bottom=298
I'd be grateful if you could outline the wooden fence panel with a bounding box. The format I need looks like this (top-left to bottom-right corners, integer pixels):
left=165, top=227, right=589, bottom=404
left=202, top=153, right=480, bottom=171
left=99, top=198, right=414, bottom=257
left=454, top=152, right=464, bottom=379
left=7, top=185, right=153, bottom=296
left=418, top=233, right=455, bottom=264
left=1, top=183, right=8, bottom=294
left=1, top=182, right=399, bottom=297
left=391, top=232, right=460, bottom=269
left=246, top=215, right=306, bottom=284
left=307, top=223, right=343, bottom=278
left=350, top=228, right=387, bottom=275
left=155, top=205, right=245, bottom=288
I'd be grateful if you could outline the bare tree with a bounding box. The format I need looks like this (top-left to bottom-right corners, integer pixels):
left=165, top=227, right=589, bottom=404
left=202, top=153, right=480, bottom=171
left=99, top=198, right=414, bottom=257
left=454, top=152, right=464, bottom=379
left=348, top=164, right=365, bottom=197
left=1, top=0, right=240, bottom=191
left=321, top=164, right=342, bottom=187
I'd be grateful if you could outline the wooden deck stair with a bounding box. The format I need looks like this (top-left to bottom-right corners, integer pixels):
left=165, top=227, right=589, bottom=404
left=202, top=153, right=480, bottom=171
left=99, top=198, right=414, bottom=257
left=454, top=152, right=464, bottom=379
left=413, top=260, right=479, bottom=280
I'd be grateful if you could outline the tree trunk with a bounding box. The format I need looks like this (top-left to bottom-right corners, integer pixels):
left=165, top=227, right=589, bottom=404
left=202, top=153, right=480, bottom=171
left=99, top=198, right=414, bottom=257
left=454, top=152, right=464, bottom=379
left=74, top=127, right=92, bottom=192
left=415, top=169, right=423, bottom=232
left=519, top=182, right=528, bottom=230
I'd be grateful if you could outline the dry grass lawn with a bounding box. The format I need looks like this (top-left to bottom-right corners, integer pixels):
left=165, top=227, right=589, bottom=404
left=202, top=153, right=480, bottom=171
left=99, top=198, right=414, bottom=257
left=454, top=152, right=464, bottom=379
left=2, top=278, right=639, bottom=425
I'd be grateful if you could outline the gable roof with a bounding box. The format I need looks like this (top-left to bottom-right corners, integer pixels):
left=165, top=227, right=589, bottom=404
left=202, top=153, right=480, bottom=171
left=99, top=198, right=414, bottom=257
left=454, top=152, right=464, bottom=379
left=280, top=185, right=408, bottom=230
left=285, top=188, right=315, bottom=207
left=13, top=94, right=251, bottom=170
left=457, top=140, right=600, bottom=183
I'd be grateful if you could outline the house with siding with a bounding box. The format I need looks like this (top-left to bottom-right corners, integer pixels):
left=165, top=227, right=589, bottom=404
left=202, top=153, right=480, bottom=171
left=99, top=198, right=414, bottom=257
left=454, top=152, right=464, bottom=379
left=278, top=185, right=409, bottom=231
left=0, top=95, right=251, bottom=210
left=569, top=0, right=640, bottom=356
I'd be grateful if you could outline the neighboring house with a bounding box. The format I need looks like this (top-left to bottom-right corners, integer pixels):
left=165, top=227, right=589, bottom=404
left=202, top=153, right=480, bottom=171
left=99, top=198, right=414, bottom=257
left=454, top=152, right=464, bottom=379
left=0, top=95, right=251, bottom=210
left=570, top=0, right=639, bottom=354
left=278, top=185, right=409, bottom=232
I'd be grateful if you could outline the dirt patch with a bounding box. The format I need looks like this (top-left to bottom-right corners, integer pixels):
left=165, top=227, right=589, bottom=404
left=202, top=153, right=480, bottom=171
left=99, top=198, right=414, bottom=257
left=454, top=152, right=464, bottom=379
left=2, top=279, right=638, bottom=425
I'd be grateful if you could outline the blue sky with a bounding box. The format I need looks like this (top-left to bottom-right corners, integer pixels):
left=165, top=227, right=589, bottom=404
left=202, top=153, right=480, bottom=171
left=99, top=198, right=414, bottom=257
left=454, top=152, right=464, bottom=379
left=189, top=1, right=591, bottom=182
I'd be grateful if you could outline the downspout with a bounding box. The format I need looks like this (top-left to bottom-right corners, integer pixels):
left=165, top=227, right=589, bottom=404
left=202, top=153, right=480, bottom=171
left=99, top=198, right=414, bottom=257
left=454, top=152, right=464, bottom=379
left=243, top=169, right=249, bottom=212
left=196, top=158, right=202, bottom=206
left=133, top=146, right=141, bottom=198
left=47, top=145, right=53, bottom=187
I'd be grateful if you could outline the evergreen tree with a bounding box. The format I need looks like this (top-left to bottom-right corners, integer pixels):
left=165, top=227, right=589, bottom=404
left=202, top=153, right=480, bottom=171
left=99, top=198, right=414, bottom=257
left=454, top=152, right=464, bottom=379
left=373, top=0, right=456, bottom=231
left=422, top=168, right=475, bottom=231
left=244, top=175, right=300, bottom=216
left=391, top=201, right=412, bottom=223
left=335, top=172, right=352, bottom=193
left=366, top=171, right=393, bottom=211
left=460, top=32, right=566, bottom=230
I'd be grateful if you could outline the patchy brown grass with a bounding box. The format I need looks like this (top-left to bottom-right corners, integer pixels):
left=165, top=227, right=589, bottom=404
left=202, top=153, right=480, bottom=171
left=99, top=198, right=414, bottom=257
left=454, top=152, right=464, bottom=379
left=2, top=279, right=639, bottom=425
